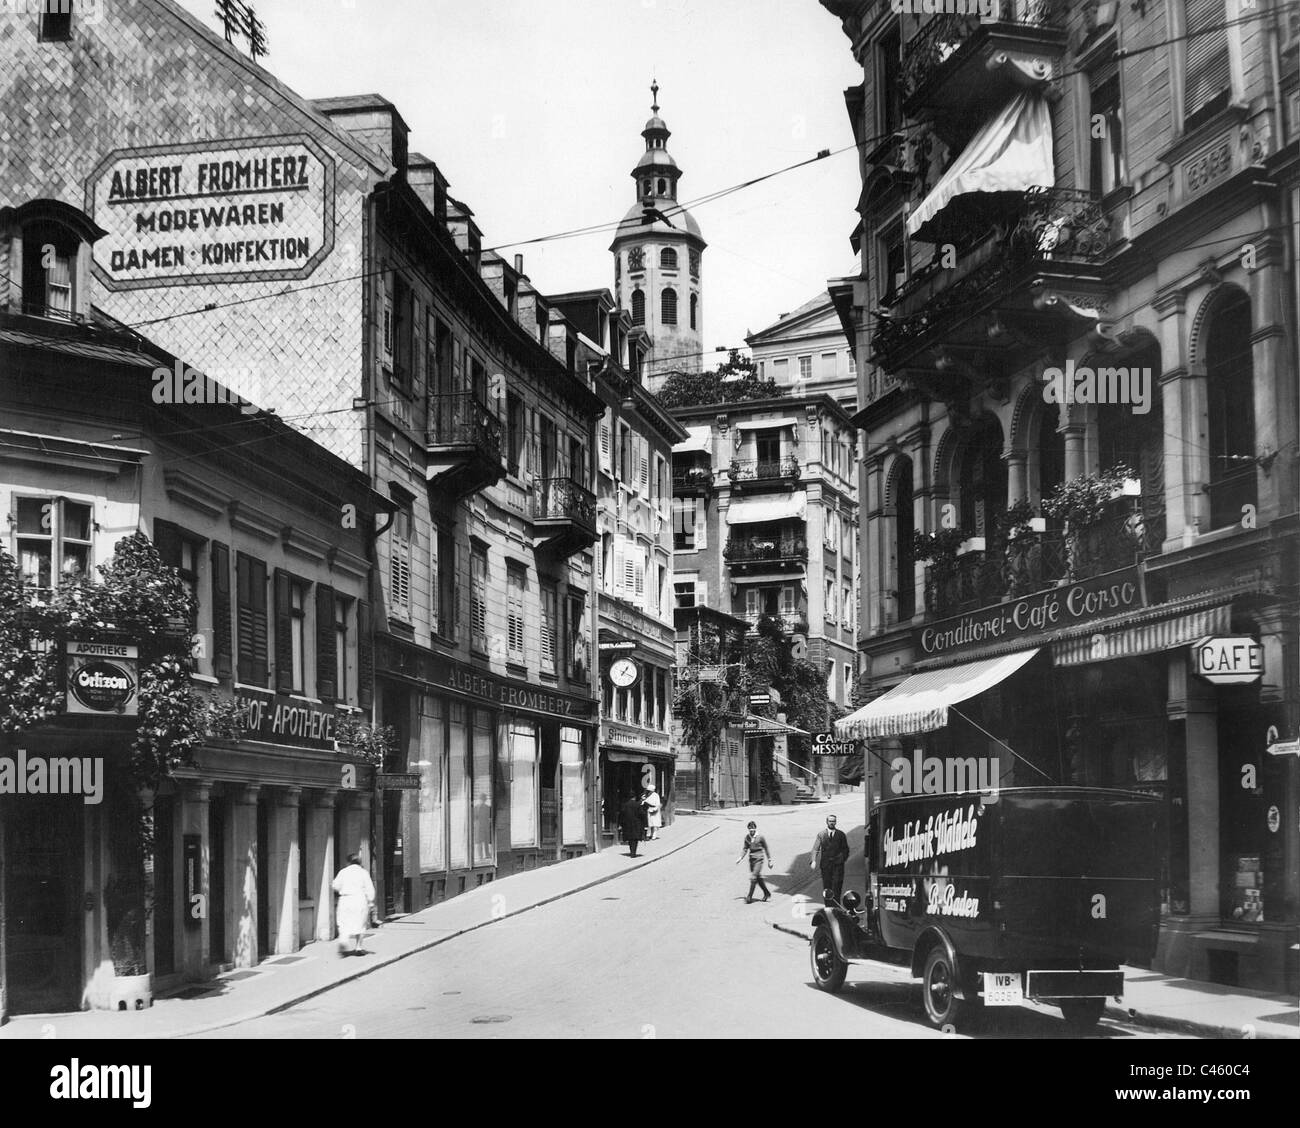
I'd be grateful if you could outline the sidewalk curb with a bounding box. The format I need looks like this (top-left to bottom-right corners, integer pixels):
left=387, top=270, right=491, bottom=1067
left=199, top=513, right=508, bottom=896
left=145, top=824, right=719, bottom=1039
left=770, top=920, right=1296, bottom=1041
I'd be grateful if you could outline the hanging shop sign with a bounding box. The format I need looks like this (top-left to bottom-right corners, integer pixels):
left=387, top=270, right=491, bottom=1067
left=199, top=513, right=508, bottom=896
left=812, top=731, right=858, bottom=757
left=377, top=772, right=421, bottom=790
left=1190, top=637, right=1264, bottom=685
left=916, top=566, right=1144, bottom=660
left=86, top=135, right=336, bottom=289
left=65, top=641, right=139, bottom=716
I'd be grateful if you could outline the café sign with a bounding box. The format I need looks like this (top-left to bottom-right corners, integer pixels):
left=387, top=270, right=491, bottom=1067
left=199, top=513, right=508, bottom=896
left=86, top=135, right=335, bottom=289
left=917, top=567, right=1144, bottom=659
left=65, top=641, right=138, bottom=716
left=1191, top=637, right=1264, bottom=685
left=812, top=731, right=857, bottom=757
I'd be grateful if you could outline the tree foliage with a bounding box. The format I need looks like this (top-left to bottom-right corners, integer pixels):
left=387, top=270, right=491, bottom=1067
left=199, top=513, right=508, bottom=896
left=656, top=350, right=786, bottom=409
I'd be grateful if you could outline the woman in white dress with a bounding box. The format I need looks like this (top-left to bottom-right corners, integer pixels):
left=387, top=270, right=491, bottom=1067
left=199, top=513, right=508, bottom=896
left=643, top=786, right=662, bottom=840
left=332, top=852, right=376, bottom=955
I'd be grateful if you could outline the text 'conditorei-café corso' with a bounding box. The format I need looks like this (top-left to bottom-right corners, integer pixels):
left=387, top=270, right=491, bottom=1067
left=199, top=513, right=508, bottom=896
left=918, top=567, right=1144, bottom=659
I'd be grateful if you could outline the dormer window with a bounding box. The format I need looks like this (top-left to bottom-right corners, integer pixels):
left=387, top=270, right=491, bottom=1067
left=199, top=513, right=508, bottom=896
left=39, top=0, right=73, bottom=42
left=21, top=223, right=78, bottom=319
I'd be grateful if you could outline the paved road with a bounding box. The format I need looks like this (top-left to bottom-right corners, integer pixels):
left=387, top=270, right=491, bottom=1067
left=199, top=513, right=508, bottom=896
left=196, top=799, right=1180, bottom=1039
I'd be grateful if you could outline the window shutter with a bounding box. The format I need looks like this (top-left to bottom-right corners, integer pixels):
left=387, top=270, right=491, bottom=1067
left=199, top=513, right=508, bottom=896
left=390, top=539, right=411, bottom=619
left=696, top=580, right=708, bottom=607
left=633, top=553, right=646, bottom=604
left=638, top=439, right=650, bottom=495
left=612, top=540, right=627, bottom=598
left=429, top=536, right=440, bottom=631
left=599, top=416, right=612, bottom=472
left=211, top=541, right=232, bottom=679
left=357, top=600, right=374, bottom=709
left=274, top=569, right=294, bottom=694
left=694, top=503, right=707, bottom=551
left=746, top=589, right=759, bottom=618
left=237, top=556, right=268, bottom=687
left=622, top=544, right=636, bottom=597
left=316, top=583, right=336, bottom=700
left=782, top=586, right=796, bottom=616
left=1185, top=0, right=1230, bottom=115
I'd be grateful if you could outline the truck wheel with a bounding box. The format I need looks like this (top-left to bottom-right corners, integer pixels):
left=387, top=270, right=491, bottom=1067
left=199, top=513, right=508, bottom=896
left=921, top=946, right=967, bottom=1029
left=810, top=926, right=847, bottom=993
left=1059, top=997, right=1106, bottom=1029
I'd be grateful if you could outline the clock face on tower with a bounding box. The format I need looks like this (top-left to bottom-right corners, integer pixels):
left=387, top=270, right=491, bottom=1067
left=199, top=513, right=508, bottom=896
left=608, top=657, right=640, bottom=689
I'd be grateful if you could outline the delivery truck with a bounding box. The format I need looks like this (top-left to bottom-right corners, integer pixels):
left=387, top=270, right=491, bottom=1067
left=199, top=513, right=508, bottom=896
left=808, top=786, right=1161, bottom=1030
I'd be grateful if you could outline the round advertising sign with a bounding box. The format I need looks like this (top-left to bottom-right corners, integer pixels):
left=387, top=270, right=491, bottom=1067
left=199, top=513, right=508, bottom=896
left=71, top=660, right=137, bottom=713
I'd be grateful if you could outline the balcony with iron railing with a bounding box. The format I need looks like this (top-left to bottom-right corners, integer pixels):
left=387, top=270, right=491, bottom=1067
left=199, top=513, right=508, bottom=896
left=872, top=186, right=1114, bottom=369
left=923, top=504, right=1166, bottom=619
left=741, top=611, right=810, bottom=636
left=727, top=455, right=801, bottom=490
left=900, top=0, right=1067, bottom=126
left=425, top=392, right=505, bottom=498
left=673, top=460, right=715, bottom=494
left=724, top=532, right=809, bottom=569
left=532, top=475, right=598, bottom=557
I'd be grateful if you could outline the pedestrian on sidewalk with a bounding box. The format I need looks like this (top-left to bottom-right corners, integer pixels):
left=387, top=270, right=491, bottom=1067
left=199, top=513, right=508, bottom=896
left=620, top=793, right=647, bottom=858
left=643, top=784, right=662, bottom=840
left=811, top=814, right=850, bottom=904
left=332, top=852, right=376, bottom=956
left=735, top=820, right=773, bottom=903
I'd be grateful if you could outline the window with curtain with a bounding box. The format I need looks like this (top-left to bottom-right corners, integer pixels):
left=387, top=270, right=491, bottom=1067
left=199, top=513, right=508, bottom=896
left=560, top=728, right=586, bottom=846
left=448, top=702, right=470, bottom=869
left=1204, top=289, right=1257, bottom=529
left=1183, top=0, right=1231, bottom=130
left=510, top=720, right=538, bottom=847
left=418, top=697, right=446, bottom=873
left=472, top=710, right=494, bottom=867
left=1089, top=74, right=1125, bottom=196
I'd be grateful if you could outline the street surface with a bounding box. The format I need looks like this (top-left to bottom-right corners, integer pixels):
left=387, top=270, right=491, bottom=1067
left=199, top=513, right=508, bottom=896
left=198, top=798, right=1182, bottom=1039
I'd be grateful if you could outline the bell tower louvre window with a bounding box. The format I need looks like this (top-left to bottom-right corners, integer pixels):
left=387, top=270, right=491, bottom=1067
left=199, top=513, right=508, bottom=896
left=662, top=288, right=678, bottom=326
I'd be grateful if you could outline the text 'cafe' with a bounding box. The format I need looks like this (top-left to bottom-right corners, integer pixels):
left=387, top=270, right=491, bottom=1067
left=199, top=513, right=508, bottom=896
left=839, top=565, right=1299, bottom=993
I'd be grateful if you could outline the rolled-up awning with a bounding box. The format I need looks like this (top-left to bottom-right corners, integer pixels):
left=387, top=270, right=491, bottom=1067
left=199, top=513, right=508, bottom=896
left=1052, top=602, right=1231, bottom=667
left=673, top=425, right=712, bottom=454
left=907, top=90, right=1054, bottom=243
left=726, top=492, right=806, bottom=525
left=836, top=648, right=1039, bottom=740
left=735, top=417, right=798, bottom=431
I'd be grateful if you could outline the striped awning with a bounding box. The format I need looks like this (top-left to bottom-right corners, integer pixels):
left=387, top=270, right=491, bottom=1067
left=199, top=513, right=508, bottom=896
left=835, top=649, right=1039, bottom=740
left=673, top=425, right=711, bottom=454
left=1053, top=602, right=1232, bottom=666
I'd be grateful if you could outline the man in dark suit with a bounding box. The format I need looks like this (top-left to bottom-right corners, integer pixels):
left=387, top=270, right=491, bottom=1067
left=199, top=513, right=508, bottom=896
left=811, top=813, right=850, bottom=903
left=619, top=793, right=647, bottom=858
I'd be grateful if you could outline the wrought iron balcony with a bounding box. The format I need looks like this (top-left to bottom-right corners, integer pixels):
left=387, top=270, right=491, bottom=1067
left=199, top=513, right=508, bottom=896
left=900, top=1, right=1066, bottom=125
left=925, top=503, right=1166, bottom=618
left=727, top=456, right=801, bottom=489
left=742, top=611, right=809, bottom=636
left=673, top=463, right=715, bottom=493
left=532, top=476, right=597, bottom=557
left=425, top=393, right=505, bottom=498
left=724, top=535, right=808, bottom=566
left=871, top=187, right=1114, bottom=367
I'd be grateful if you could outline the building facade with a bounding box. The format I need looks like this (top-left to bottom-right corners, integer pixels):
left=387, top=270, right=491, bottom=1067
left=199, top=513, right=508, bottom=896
left=747, top=293, right=860, bottom=411
left=0, top=207, right=380, bottom=1017
left=671, top=393, right=860, bottom=793
left=824, top=0, right=1299, bottom=992
left=611, top=84, right=707, bottom=389
left=0, top=0, right=605, bottom=927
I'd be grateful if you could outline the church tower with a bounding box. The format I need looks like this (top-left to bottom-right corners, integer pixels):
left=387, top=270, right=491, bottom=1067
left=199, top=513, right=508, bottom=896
left=611, top=82, right=706, bottom=389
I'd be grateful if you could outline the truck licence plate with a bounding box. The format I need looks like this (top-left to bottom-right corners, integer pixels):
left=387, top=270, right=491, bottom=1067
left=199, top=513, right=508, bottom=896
left=983, top=972, right=1023, bottom=1006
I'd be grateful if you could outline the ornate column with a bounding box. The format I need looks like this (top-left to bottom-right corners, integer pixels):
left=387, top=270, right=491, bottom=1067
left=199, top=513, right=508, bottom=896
left=1004, top=446, right=1028, bottom=507
left=1247, top=233, right=1294, bottom=524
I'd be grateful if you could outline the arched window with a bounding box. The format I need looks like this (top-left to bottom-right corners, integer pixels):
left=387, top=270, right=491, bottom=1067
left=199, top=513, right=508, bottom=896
left=957, top=416, right=1006, bottom=539
left=643, top=179, right=653, bottom=197
left=660, top=247, right=678, bottom=270
left=657, top=178, right=667, bottom=195
left=893, top=458, right=915, bottom=621
left=661, top=288, right=678, bottom=326
left=631, top=289, right=646, bottom=326
left=689, top=293, right=698, bottom=330
left=1204, top=289, right=1257, bottom=529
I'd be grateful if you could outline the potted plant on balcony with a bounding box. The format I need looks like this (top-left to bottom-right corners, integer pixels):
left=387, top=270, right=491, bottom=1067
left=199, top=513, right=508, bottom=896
left=912, top=527, right=968, bottom=614
left=685, top=466, right=712, bottom=488
left=999, top=499, right=1050, bottom=597
left=1044, top=463, right=1138, bottom=578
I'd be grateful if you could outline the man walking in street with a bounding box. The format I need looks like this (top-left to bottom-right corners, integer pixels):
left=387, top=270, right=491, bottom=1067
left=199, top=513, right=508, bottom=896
left=811, top=813, right=850, bottom=904
left=620, top=792, right=647, bottom=858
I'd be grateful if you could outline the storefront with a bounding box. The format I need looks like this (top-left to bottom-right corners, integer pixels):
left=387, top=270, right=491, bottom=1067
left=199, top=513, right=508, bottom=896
left=378, top=639, right=599, bottom=909
left=599, top=721, right=675, bottom=846
left=839, top=566, right=1300, bottom=993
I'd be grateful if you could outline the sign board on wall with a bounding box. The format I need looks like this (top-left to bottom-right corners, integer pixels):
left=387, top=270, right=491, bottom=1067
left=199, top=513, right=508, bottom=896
left=65, top=641, right=139, bottom=716
left=86, top=135, right=336, bottom=289
left=1191, top=637, right=1264, bottom=685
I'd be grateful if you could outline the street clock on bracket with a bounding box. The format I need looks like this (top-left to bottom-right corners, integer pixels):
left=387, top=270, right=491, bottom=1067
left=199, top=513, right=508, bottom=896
left=608, top=657, right=641, bottom=689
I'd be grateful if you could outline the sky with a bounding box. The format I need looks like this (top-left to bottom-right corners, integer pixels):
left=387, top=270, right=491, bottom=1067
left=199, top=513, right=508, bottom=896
left=176, top=0, right=865, bottom=359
